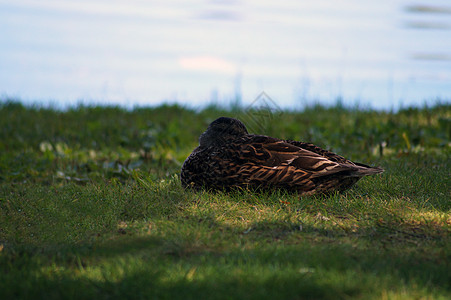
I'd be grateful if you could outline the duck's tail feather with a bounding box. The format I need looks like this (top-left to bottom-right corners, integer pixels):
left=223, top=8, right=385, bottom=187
left=352, top=163, right=384, bottom=176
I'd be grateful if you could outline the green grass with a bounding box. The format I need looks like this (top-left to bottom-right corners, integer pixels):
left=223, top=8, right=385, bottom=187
left=0, top=100, right=450, bottom=299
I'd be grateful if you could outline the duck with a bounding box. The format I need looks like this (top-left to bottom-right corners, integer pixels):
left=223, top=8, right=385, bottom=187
left=180, top=117, right=383, bottom=196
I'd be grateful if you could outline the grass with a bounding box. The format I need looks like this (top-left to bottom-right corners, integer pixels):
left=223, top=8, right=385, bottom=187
left=0, top=99, right=450, bottom=299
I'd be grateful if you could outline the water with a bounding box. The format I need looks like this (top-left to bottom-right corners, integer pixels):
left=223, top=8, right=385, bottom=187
left=1, top=0, right=450, bottom=110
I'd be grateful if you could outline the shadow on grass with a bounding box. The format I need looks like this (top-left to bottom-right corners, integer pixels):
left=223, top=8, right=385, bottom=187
left=2, top=219, right=449, bottom=300
left=1, top=171, right=449, bottom=299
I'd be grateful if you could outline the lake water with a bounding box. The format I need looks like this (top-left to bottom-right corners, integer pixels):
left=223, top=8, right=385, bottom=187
left=1, top=0, right=450, bottom=110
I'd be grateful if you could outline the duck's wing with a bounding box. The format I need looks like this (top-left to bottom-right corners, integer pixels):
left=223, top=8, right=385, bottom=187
left=284, top=139, right=384, bottom=174
left=232, top=135, right=382, bottom=193
left=238, top=135, right=353, bottom=173
left=284, top=140, right=350, bottom=164
left=230, top=136, right=351, bottom=192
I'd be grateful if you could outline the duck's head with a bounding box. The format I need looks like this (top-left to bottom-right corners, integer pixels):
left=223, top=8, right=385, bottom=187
left=199, top=117, right=248, bottom=148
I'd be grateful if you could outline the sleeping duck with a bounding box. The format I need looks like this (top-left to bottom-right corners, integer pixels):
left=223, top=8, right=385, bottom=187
left=181, top=117, right=383, bottom=196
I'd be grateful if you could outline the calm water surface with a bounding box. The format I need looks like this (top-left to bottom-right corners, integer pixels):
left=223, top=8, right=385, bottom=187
left=1, top=0, right=450, bottom=109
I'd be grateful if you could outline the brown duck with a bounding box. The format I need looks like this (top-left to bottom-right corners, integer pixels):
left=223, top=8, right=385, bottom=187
left=181, top=117, right=383, bottom=195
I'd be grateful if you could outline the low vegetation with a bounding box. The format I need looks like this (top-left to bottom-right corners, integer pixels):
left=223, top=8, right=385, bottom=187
left=0, top=100, right=450, bottom=299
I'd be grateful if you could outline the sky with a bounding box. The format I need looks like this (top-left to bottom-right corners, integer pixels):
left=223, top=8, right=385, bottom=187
left=1, top=0, right=450, bottom=109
